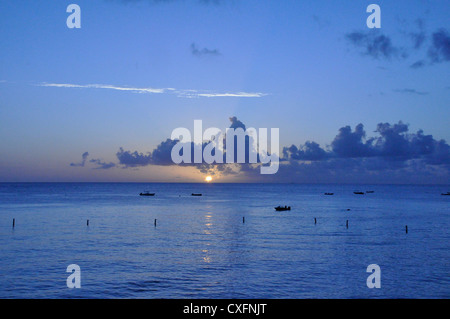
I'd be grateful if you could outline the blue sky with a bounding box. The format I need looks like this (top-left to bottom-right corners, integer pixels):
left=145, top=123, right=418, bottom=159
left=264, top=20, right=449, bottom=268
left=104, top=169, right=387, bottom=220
left=0, top=0, right=449, bottom=183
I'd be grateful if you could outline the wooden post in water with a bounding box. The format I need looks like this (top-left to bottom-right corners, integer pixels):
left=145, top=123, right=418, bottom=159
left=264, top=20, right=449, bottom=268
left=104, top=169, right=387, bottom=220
left=154, top=219, right=157, bottom=227
left=314, top=217, right=317, bottom=224
left=12, top=218, right=15, bottom=228
left=405, top=225, right=408, bottom=234
left=346, top=220, right=349, bottom=229
left=87, top=219, right=89, bottom=226
left=243, top=217, right=245, bottom=224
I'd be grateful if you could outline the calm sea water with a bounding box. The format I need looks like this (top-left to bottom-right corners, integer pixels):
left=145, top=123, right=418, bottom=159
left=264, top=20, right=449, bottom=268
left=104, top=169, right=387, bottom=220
left=0, top=183, right=448, bottom=299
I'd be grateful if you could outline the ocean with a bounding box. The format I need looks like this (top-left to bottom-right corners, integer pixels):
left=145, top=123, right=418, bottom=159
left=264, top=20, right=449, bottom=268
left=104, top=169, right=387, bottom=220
left=0, top=183, right=448, bottom=299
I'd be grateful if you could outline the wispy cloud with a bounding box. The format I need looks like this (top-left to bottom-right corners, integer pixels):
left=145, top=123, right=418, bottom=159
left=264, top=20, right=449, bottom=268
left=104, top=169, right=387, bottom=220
left=39, top=83, right=167, bottom=94
left=393, top=88, right=429, bottom=96
left=37, top=82, right=267, bottom=98
left=176, top=90, right=268, bottom=98
left=191, top=43, right=221, bottom=57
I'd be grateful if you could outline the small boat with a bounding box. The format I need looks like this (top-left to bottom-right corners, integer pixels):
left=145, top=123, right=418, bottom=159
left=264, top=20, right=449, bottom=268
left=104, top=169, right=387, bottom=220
left=353, top=191, right=365, bottom=195
left=441, top=192, right=450, bottom=196
left=366, top=190, right=374, bottom=193
left=275, top=206, right=291, bottom=211
left=191, top=193, right=202, bottom=196
left=324, top=193, right=334, bottom=195
left=139, top=192, right=155, bottom=196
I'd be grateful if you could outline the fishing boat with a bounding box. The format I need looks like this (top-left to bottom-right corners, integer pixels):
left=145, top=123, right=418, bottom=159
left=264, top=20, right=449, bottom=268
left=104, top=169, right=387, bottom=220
left=324, top=193, right=334, bottom=195
left=139, top=192, right=155, bottom=196
left=353, top=191, right=365, bottom=195
left=441, top=192, right=450, bottom=196
left=275, top=206, right=291, bottom=211
left=191, top=193, right=202, bottom=196
left=366, top=190, right=375, bottom=193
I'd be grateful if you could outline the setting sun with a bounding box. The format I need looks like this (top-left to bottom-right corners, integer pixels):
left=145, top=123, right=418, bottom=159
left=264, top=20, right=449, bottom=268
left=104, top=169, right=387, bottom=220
left=205, top=176, right=213, bottom=182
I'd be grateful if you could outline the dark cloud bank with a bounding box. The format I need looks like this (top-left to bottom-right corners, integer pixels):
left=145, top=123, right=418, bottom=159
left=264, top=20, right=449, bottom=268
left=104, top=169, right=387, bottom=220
left=73, top=118, right=449, bottom=184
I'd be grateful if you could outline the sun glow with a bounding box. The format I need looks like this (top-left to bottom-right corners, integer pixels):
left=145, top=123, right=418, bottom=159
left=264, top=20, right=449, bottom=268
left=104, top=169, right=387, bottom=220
left=205, top=176, right=213, bottom=182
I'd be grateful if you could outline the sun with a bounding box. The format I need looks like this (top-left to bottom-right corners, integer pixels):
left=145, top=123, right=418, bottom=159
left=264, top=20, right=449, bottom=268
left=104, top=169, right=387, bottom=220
left=205, top=176, right=213, bottom=183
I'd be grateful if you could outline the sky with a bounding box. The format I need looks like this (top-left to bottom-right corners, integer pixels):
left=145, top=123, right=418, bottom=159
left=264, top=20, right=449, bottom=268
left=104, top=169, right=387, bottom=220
left=0, top=0, right=449, bottom=183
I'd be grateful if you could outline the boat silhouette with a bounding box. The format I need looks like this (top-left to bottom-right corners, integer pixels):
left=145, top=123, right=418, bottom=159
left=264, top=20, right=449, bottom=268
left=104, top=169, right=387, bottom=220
left=353, top=191, right=365, bottom=195
left=191, top=193, right=202, bottom=196
left=275, top=206, right=291, bottom=211
left=441, top=192, right=450, bottom=196
left=324, top=193, right=334, bottom=195
left=139, top=192, right=155, bottom=196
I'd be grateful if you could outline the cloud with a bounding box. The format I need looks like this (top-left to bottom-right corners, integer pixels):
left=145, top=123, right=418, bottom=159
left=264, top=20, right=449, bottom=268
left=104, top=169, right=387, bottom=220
left=410, top=60, right=426, bottom=69
left=275, top=122, right=449, bottom=183
left=116, top=148, right=152, bottom=167
left=72, top=119, right=449, bottom=183
left=191, top=43, right=221, bottom=57
left=283, top=121, right=449, bottom=167
left=410, top=31, right=426, bottom=50
left=39, top=83, right=166, bottom=94
left=149, top=138, right=179, bottom=165
left=312, top=15, right=331, bottom=29
left=282, top=141, right=329, bottom=161
left=89, top=159, right=116, bottom=169
left=115, top=139, right=182, bottom=167
left=70, top=152, right=89, bottom=167
left=194, top=92, right=267, bottom=98
left=345, top=26, right=450, bottom=68
left=393, top=88, right=429, bottom=96
left=38, top=82, right=267, bottom=99
left=428, top=29, right=450, bottom=63
left=228, top=116, right=246, bottom=130
left=409, top=19, right=426, bottom=50
left=345, top=31, right=402, bottom=60
left=409, top=28, right=450, bottom=68
left=70, top=152, right=116, bottom=169
left=331, top=124, right=376, bottom=158
left=115, top=117, right=251, bottom=169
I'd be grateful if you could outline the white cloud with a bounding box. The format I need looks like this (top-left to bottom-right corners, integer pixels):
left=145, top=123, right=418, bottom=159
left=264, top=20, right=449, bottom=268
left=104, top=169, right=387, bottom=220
left=38, top=82, right=267, bottom=98
left=196, top=92, right=268, bottom=98
left=39, top=83, right=166, bottom=94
